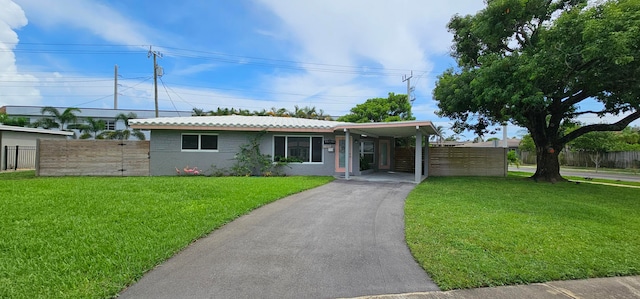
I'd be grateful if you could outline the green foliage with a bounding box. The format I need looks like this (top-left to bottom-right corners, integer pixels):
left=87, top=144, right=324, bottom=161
left=615, top=126, right=640, bottom=146
left=338, top=92, right=415, bottom=123
left=433, top=0, right=640, bottom=180
left=102, top=113, right=146, bottom=140
left=36, top=106, right=81, bottom=130
left=507, top=150, right=521, bottom=167
left=518, top=134, right=535, bottom=151
left=569, top=127, right=640, bottom=152
left=194, top=106, right=332, bottom=120
left=68, top=117, right=106, bottom=139
left=406, top=176, right=640, bottom=290
left=231, top=131, right=274, bottom=176
left=0, top=174, right=332, bottom=298
left=0, top=113, right=29, bottom=127
left=359, top=155, right=371, bottom=171
left=570, top=131, right=617, bottom=153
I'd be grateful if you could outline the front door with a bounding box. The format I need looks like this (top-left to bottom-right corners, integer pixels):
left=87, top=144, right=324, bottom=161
left=335, top=136, right=352, bottom=172
left=379, top=139, right=390, bottom=170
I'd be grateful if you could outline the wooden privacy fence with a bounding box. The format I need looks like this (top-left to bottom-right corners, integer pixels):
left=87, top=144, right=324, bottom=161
left=36, top=140, right=150, bottom=176
left=394, top=147, right=507, bottom=176
left=394, top=147, right=423, bottom=173
left=519, top=150, right=640, bottom=169
left=428, top=147, right=507, bottom=176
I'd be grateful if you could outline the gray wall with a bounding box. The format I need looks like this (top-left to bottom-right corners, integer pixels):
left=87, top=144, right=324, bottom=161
left=0, top=130, right=68, bottom=170
left=265, top=132, right=338, bottom=176
left=150, top=130, right=247, bottom=176
left=149, top=130, right=341, bottom=176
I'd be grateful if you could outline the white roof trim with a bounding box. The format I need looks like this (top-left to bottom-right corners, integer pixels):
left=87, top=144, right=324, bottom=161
left=0, top=125, right=74, bottom=136
left=129, top=115, right=438, bottom=136
left=130, top=115, right=349, bottom=131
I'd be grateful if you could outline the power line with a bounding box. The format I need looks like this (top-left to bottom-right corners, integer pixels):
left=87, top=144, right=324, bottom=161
left=1, top=42, right=433, bottom=77
left=159, top=77, right=182, bottom=116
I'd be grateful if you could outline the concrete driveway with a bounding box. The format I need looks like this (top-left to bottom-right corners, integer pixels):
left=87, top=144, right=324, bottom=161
left=119, top=180, right=438, bottom=299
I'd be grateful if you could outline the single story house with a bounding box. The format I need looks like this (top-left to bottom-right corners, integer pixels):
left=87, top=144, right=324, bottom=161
left=129, top=115, right=438, bottom=183
left=0, top=125, right=74, bottom=170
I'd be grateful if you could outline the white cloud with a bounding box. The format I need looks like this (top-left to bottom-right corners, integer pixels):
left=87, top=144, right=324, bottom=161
left=253, top=0, right=485, bottom=118
left=13, top=0, right=154, bottom=46
left=0, top=0, right=41, bottom=107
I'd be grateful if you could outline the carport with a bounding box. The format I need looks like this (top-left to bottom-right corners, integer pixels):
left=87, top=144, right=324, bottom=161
left=335, top=121, right=439, bottom=184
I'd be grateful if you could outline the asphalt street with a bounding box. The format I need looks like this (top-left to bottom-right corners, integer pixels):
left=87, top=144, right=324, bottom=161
left=119, top=180, right=438, bottom=299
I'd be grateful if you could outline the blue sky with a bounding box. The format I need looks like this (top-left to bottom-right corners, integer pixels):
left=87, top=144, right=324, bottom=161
left=1, top=0, right=633, bottom=140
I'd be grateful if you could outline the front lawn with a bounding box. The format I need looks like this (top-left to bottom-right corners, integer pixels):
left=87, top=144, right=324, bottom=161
left=405, top=176, right=640, bottom=290
left=0, top=171, right=332, bottom=298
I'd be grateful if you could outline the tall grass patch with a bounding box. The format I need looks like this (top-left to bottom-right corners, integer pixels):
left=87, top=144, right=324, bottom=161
left=405, top=176, right=640, bottom=290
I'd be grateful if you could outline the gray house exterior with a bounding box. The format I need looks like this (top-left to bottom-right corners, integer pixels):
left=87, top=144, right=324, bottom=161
left=130, top=115, right=438, bottom=183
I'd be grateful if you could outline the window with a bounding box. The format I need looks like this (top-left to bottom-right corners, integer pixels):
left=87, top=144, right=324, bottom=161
left=274, top=136, right=323, bottom=163
left=105, top=120, right=116, bottom=130
left=182, top=134, right=218, bottom=151
left=360, top=141, right=375, bottom=166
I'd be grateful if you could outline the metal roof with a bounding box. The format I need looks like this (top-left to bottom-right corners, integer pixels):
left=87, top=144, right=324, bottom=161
left=129, top=115, right=439, bottom=137
left=130, top=115, right=349, bottom=132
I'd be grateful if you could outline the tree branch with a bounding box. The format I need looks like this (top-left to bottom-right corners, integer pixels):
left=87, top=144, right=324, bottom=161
left=559, top=110, right=640, bottom=144
left=501, top=43, right=515, bottom=53
left=559, top=90, right=590, bottom=110
left=566, top=109, right=621, bottom=117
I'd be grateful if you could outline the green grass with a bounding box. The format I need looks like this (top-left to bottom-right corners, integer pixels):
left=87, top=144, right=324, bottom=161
left=405, top=176, right=640, bottom=291
left=0, top=171, right=332, bottom=299
left=510, top=170, right=640, bottom=187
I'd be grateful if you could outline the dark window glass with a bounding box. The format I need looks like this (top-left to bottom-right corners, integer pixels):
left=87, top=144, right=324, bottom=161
left=182, top=135, right=198, bottom=150
left=312, top=137, right=323, bottom=162
left=288, top=137, right=309, bottom=162
left=201, top=135, right=218, bottom=150
left=274, top=136, right=285, bottom=161
left=105, top=120, right=116, bottom=130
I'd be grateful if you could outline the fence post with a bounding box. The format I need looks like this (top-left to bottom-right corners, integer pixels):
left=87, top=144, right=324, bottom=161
left=14, top=145, right=19, bottom=171
left=3, top=145, right=6, bottom=171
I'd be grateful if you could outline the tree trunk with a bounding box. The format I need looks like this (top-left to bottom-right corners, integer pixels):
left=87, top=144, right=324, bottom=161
left=533, top=145, right=565, bottom=182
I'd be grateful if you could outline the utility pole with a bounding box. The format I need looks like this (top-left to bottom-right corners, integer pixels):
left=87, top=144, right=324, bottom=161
left=402, top=71, right=415, bottom=119
left=114, top=64, right=118, bottom=109
left=148, top=46, right=162, bottom=117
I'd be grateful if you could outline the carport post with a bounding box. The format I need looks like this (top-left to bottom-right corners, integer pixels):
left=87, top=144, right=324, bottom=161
left=415, top=128, right=422, bottom=183
left=344, top=129, right=350, bottom=180
left=424, top=136, right=429, bottom=178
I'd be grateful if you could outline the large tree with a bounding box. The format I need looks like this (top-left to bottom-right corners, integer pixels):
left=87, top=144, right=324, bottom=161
left=433, top=0, right=640, bottom=182
left=338, top=92, right=415, bottom=123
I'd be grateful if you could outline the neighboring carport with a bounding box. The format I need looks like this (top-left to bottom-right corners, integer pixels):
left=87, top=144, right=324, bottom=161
left=335, top=121, right=439, bottom=184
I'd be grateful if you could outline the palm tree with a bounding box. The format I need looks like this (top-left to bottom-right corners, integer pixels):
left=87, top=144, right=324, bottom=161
left=430, top=125, right=444, bottom=145
left=315, top=109, right=333, bottom=121
left=36, top=106, right=81, bottom=130
left=192, top=108, right=207, bottom=116
left=70, top=117, right=105, bottom=139
left=104, top=112, right=146, bottom=140
left=267, top=107, right=289, bottom=117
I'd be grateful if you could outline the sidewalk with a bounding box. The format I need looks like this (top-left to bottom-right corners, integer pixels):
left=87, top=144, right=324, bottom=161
left=350, top=276, right=640, bottom=299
